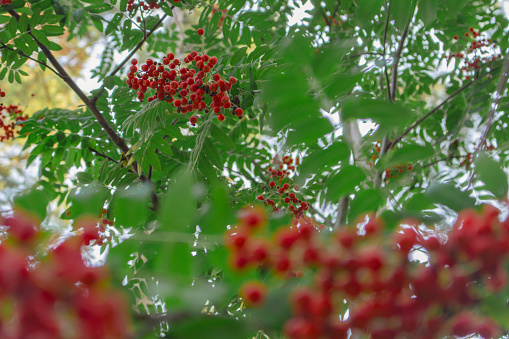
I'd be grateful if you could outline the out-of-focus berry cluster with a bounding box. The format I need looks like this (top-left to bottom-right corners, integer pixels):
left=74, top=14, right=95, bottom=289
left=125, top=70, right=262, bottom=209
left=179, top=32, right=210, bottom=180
left=0, top=92, right=28, bottom=142
left=445, top=27, right=502, bottom=80
left=226, top=204, right=508, bottom=339
left=0, top=211, right=131, bottom=338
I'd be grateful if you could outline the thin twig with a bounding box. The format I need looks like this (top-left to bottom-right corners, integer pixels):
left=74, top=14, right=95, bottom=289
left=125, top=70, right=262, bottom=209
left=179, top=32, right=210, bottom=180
left=375, top=7, right=410, bottom=188
left=421, top=155, right=466, bottom=169
left=0, top=42, right=62, bottom=77
left=388, top=80, right=475, bottom=150
left=89, top=146, right=137, bottom=175
left=476, top=56, right=509, bottom=153
left=88, top=146, right=120, bottom=163
left=90, top=13, right=170, bottom=105
left=390, top=21, right=410, bottom=101
left=319, top=7, right=332, bottom=28
left=382, top=0, right=391, bottom=99
left=348, top=52, right=384, bottom=59
left=466, top=57, right=509, bottom=189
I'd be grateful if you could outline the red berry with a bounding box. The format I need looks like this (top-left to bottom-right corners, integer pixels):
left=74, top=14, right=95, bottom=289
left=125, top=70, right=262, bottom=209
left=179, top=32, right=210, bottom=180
left=240, top=281, right=267, bottom=307
left=238, top=207, right=266, bottom=230
left=197, top=28, right=204, bottom=36
left=189, top=116, right=197, bottom=125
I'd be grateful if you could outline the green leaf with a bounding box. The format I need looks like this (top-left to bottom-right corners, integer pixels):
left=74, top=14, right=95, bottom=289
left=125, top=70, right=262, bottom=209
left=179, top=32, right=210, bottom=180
left=144, top=149, right=161, bottom=172
left=264, top=67, right=320, bottom=136
left=13, top=189, right=50, bottom=221
left=158, top=171, right=197, bottom=233
left=159, top=2, right=174, bottom=16
left=342, top=98, right=415, bottom=133
left=170, top=316, right=249, bottom=339
left=210, top=123, right=235, bottom=149
left=166, top=242, right=193, bottom=282
left=103, top=75, right=115, bottom=89
left=230, top=46, right=247, bottom=66
left=85, top=3, right=110, bottom=13
left=297, top=141, right=350, bottom=186
left=326, top=165, right=366, bottom=201
left=105, top=13, right=122, bottom=35
left=114, top=184, right=151, bottom=228
left=474, top=152, right=508, bottom=199
left=481, top=293, right=509, bottom=328
left=31, top=29, right=52, bottom=46
left=41, top=25, right=65, bottom=36
left=69, top=184, right=108, bottom=218
left=383, top=144, right=434, bottom=167
left=200, top=183, right=233, bottom=236
left=202, top=138, right=223, bottom=169
left=425, top=183, right=476, bottom=212
left=418, top=0, right=438, bottom=25
left=348, top=189, right=383, bottom=221
left=404, top=193, right=435, bottom=213
left=390, top=0, right=416, bottom=30
left=90, top=13, right=104, bottom=32
left=323, top=72, right=363, bottom=99
left=230, top=22, right=240, bottom=45
left=444, top=0, right=466, bottom=17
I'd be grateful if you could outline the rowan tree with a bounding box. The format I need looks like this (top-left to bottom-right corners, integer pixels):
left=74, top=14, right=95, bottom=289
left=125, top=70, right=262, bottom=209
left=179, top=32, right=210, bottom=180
left=1, top=0, right=509, bottom=338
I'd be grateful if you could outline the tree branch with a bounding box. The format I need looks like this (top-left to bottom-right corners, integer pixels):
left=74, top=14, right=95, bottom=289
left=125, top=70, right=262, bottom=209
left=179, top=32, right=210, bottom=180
left=90, top=13, right=170, bottom=105
left=333, top=196, right=349, bottom=229
left=8, top=10, right=131, bottom=155
left=421, top=155, right=466, bottom=169
left=382, top=0, right=391, bottom=100
left=8, top=9, right=161, bottom=210
left=374, top=7, right=410, bottom=188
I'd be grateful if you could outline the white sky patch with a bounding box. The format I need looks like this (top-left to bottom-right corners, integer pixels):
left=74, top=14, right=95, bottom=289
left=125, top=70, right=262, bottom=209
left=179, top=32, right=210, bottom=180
left=288, top=1, right=313, bottom=26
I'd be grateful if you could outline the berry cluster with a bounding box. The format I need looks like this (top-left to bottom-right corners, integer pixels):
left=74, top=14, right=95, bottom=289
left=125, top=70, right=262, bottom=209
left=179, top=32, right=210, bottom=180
left=126, top=0, right=178, bottom=22
left=460, top=144, right=495, bottom=169
left=126, top=53, right=242, bottom=126
left=384, top=163, right=412, bottom=180
left=0, top=103, right=28, bottom=142
left=256, top=156, right=310, bottom=218
left=227, top=204, right=509, bottom=338
left=445, top=27, right=501, bottom=80
left=322, top=13, right=344, bottom=26
left=0, top=211, right=131, bottom=338
left=0, top=0, right=12, bottom=5
left=369, top=141, right=413, bottom=180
